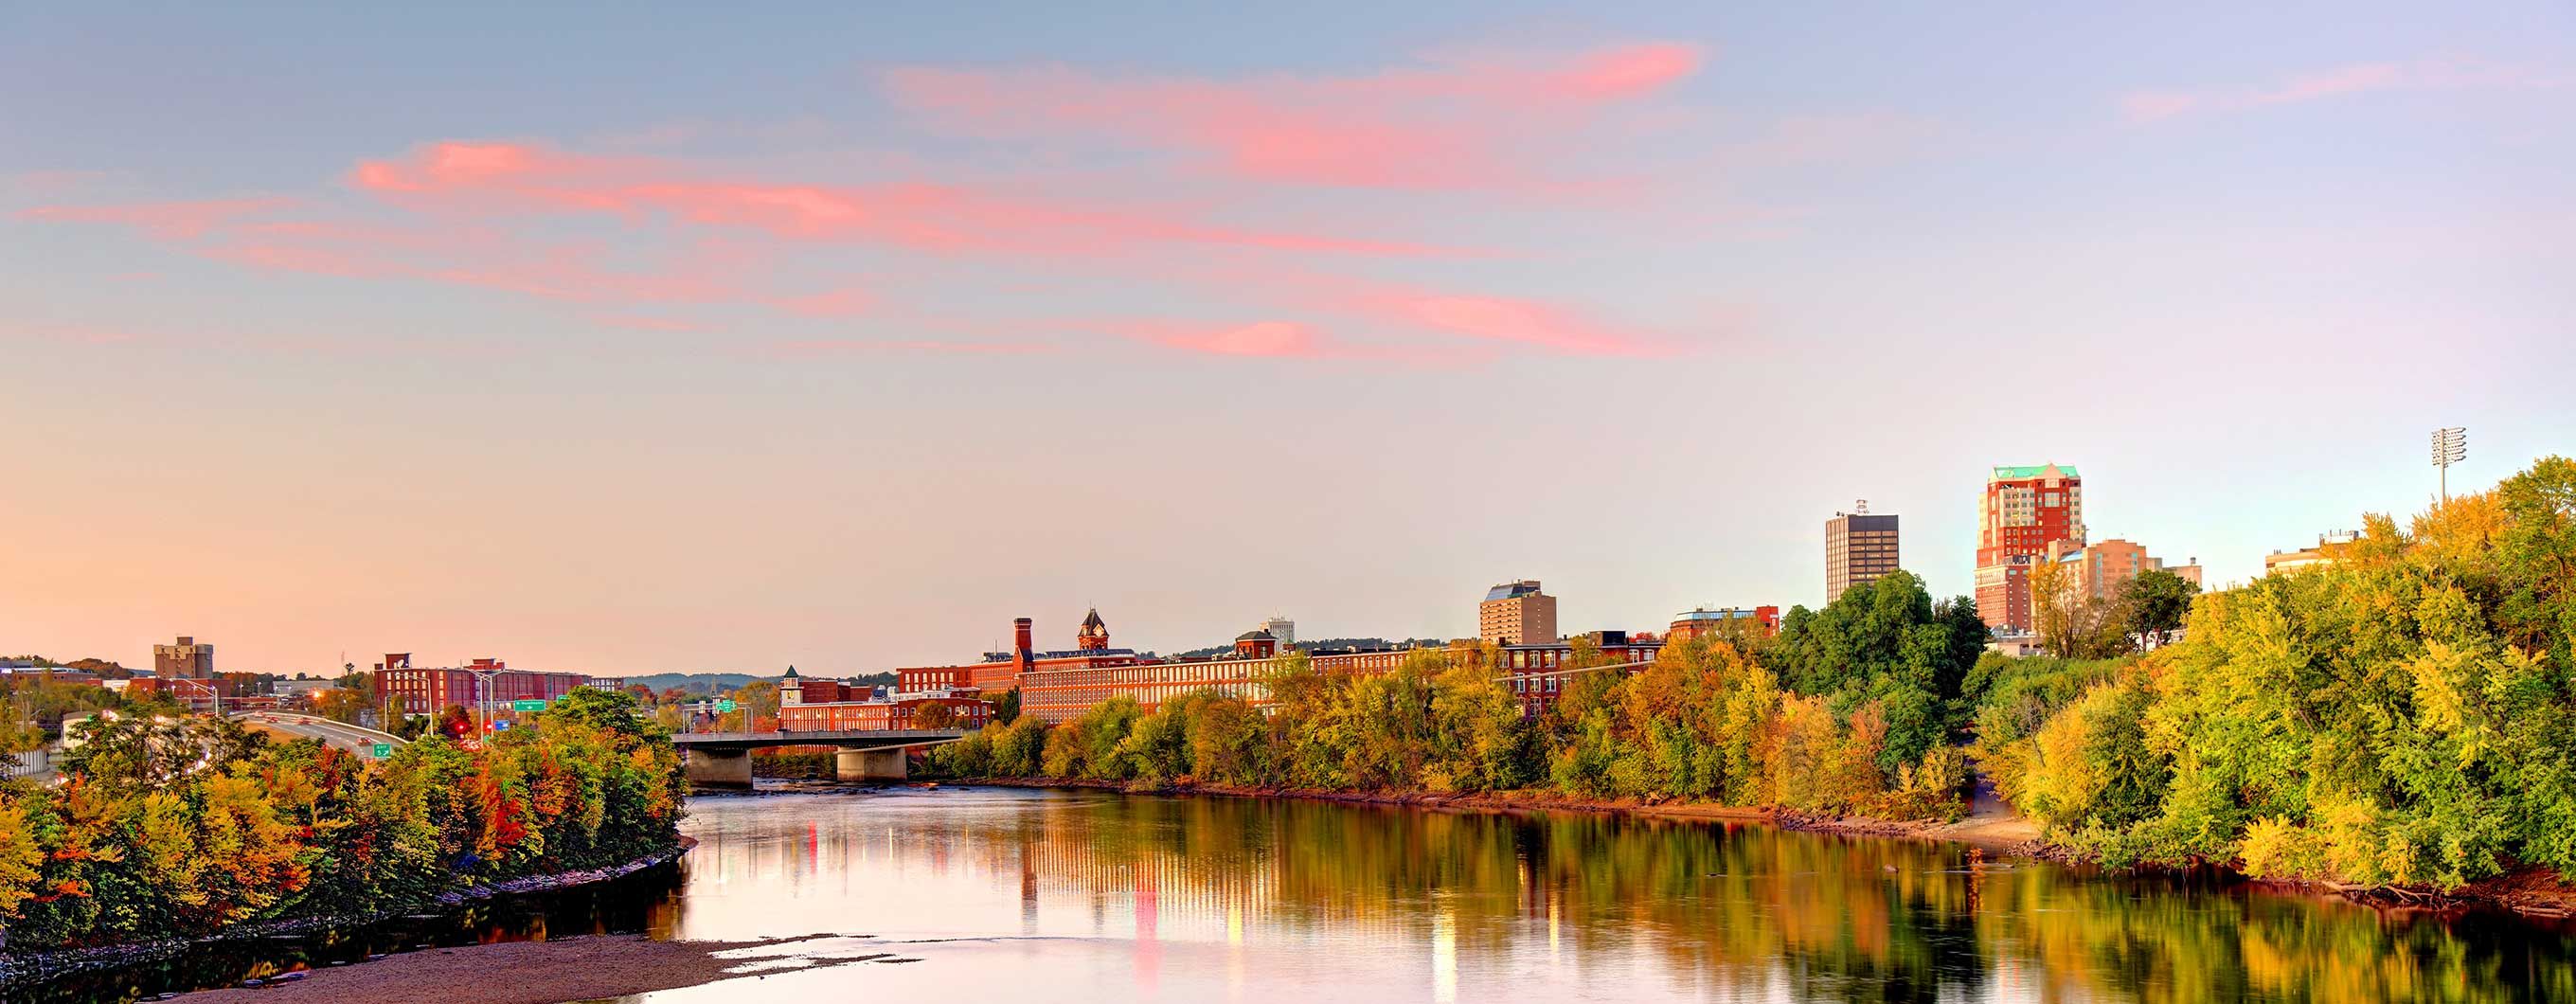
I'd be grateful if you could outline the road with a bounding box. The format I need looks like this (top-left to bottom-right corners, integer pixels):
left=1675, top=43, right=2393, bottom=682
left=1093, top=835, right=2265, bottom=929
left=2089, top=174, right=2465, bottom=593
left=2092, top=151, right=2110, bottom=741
left=239, top=711, right=408, bottom=759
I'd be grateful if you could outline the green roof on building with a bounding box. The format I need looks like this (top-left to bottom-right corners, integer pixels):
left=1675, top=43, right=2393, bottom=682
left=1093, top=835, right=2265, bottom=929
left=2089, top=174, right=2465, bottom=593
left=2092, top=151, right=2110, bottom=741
left=1991, top=464, right=2079, bottom=480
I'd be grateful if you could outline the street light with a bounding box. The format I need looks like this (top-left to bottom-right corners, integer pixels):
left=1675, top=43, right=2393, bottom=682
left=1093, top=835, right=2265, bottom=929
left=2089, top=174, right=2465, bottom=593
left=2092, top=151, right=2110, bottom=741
left=469, top=667, right=504, bottom=743
left=2432, top=426, right=2467, bottom=503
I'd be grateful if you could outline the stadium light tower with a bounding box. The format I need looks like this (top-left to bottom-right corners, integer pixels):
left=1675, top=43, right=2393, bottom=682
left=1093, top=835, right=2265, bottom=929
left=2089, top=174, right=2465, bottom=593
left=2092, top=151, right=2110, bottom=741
left=2432, top=426, right=2467, bottom=503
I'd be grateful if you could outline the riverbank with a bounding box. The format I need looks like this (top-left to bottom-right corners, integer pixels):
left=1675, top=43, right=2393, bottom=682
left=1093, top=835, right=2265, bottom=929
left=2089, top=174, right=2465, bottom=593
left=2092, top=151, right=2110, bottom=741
left=170, top=933, right=878, bottom=1004
left=0, top=837, right=695, bottom=991
left=950, top=776, right=2042, bottom=854
left=942, top=776, right=2576, bottom=916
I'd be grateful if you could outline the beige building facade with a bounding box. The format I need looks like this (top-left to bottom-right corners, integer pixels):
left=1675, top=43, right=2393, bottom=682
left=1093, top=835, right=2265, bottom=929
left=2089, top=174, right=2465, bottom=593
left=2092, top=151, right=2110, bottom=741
left=1478, top=580, right=1558, bottom=646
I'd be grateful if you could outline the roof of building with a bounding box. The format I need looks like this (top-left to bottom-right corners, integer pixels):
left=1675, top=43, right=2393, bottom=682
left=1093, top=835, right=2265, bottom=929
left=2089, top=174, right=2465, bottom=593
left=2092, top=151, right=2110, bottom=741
left=781, top=665, right=799, bottom=678
left=1081, top=607, right=1105, bottom=629
left=1483, top=581, right=1544, bottom=601
left=1235, top=629, right=1275, bottom=642
left=1673, top=607, right=1766, bottom=621
left=1991, top=463, right=2080, bottom=480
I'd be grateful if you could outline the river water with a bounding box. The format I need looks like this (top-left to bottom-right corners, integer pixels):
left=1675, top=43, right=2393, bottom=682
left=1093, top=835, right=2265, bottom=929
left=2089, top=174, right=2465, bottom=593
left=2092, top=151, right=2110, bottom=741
left=50, top=787, right=2576, bottom=1002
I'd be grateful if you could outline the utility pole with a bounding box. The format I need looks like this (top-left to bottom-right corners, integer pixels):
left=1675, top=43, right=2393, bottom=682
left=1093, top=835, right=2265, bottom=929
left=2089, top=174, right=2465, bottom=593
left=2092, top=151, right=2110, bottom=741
left=2432, top=426, right=2467, bottom=503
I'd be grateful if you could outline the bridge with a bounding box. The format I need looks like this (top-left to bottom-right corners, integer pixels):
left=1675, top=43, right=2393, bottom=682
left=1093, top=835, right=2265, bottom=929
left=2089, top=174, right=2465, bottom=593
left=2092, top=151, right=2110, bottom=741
left=671, top=729, right=968, bottom=788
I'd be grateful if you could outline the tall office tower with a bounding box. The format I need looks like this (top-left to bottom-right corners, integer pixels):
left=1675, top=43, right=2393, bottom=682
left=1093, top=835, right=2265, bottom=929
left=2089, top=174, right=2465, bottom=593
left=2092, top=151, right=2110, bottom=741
left=1973, top=463, right=2084, bottom=635
left=1825, top=505, right=1901, bottom=602
left=1478, top=580, right=1559, bottom=645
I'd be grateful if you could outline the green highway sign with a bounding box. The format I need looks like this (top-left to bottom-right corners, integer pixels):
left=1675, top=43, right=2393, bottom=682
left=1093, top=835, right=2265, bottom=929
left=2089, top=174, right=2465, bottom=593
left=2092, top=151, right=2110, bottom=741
left=716, top=699, right=739, bottom=713
left=370, top=743, right=391, bottom=758
left=511, top=699, right=547, bottom=711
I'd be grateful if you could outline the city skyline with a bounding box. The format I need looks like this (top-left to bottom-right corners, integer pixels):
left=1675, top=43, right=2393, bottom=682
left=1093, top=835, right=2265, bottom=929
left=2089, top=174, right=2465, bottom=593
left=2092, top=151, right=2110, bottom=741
left=5, top=5, right=2570, bottom=675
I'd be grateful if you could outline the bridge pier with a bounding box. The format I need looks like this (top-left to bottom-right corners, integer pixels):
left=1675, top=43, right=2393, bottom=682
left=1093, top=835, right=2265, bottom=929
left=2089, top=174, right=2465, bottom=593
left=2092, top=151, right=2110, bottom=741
left=836, top=747, right=907, bottom=782
left=686, top=748, right=754, bottom=789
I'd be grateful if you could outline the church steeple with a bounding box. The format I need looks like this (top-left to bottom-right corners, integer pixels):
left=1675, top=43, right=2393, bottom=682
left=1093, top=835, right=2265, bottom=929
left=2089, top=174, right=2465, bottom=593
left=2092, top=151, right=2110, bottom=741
left=1077, top=607, right=1110, bottom=651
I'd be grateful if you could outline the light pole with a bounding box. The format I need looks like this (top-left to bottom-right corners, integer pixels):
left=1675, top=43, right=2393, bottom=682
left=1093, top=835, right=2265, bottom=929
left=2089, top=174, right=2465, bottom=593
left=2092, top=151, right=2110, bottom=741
left=470, top=668, right=503, bottom=744
left=2432, top=426, right=2467, bottom=503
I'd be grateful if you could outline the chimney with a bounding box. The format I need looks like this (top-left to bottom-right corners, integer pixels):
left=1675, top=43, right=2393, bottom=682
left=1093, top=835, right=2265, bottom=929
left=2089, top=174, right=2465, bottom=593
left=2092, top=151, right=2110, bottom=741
left=1013, top=617, right=1034, bottom=670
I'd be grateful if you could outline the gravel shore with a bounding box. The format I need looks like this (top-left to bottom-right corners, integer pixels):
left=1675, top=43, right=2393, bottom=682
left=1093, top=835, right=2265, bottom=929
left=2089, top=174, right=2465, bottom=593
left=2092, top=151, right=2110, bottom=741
left=171, top=935, right=819, bottom=1004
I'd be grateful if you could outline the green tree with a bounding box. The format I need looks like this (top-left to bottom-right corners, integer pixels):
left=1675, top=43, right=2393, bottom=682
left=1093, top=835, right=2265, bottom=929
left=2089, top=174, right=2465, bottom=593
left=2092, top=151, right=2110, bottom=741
left=2119, top=568, right=2200, bottom=647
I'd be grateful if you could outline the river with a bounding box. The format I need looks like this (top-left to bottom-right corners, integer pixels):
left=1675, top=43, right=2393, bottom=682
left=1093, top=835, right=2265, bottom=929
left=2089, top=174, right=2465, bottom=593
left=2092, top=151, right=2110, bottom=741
left=48, top=786, right=2576, bottom=1002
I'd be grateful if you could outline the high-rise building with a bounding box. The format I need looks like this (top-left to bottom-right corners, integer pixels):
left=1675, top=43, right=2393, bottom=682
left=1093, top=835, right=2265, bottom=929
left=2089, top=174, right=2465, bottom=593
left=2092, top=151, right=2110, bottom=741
left=1478, top=580, right=1558, bottom=646
left=1261, top=616, right=1296, bottom=648
left=1973, top=463, right=2084, bottom=635
left=152, top=636, right=214, bottom=678
left=1825, top=508, right=1901, bottom=602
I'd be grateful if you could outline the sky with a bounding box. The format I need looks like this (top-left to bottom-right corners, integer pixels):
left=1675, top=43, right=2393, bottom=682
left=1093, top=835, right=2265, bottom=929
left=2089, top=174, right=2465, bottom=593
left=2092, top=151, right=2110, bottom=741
left=3, top=5, right=2571, bottom=677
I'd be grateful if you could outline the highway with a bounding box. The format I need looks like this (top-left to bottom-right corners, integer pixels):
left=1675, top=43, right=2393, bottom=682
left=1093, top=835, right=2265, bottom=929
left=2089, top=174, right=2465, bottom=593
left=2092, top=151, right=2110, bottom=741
left=238, top=711, right=408, bottom=759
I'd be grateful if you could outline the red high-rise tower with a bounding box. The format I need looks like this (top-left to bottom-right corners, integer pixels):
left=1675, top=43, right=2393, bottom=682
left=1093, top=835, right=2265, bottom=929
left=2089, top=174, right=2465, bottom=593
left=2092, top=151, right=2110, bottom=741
left=1973, top=463, right=2084, bottom=635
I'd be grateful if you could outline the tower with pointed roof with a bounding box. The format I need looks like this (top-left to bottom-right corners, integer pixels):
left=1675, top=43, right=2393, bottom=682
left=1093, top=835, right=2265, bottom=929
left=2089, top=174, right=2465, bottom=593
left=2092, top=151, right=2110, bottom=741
left=1077, top=608, right=1110, bottom=651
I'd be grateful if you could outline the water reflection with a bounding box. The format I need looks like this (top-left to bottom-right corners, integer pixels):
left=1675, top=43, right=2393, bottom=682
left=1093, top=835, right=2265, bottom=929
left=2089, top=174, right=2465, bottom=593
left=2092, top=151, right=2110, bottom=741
left=650, top=789, right=2574, bottom=1003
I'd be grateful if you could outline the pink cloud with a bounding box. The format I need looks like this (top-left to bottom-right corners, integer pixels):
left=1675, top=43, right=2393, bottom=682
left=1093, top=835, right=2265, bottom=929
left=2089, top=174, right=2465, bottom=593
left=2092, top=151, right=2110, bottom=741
left=2121, top=56, right=2563, bottom=122
left=1135, top=320, right=1329, bottom=358
left=761, top=338, right=1058, bottom=357
left=770, top=287, right=872, bottom=318
left=1359, top=288, right=1674, bottom=357
left=880, top=42, right=1705, bottom=190
left=349, top=141, right=1450, bottom=256
left=1114, top=318, right=1497, bottom=368
left=18, top=196, right=292, bottom=240
left=587, top=313, right=708, bottom=332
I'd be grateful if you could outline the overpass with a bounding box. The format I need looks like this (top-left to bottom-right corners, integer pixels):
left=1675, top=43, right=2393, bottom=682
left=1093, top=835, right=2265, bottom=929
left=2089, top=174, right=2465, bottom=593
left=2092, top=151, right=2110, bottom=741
left=238, top=711, right=409, bottom=760
left=671, top=728, right=966, bottom=788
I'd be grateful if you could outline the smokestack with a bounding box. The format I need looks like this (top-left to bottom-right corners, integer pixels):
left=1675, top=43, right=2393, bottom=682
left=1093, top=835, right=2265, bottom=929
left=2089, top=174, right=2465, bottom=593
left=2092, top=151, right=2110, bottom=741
left=1014, top=618, right=1033, bottom=654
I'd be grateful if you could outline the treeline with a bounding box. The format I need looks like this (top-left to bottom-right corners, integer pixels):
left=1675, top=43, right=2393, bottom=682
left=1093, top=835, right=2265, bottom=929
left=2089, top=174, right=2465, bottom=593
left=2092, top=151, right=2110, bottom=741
left=933, top=570, right=1994, bottom=820
left=1979, top=457, right=2576, bottom=890
left=0, top=689, right=687, bottom=950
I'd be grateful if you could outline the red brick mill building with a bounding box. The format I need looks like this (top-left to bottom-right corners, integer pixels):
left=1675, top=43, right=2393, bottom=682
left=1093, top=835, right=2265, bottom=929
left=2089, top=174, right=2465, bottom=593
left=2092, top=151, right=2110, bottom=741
left=823, top=608, right=1672, bottom=725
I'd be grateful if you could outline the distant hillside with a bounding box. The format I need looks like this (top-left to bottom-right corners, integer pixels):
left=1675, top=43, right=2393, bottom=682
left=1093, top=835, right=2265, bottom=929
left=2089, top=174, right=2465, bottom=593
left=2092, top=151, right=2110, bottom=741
left=4, top=655, right=134, bottom=678
left=607, top=671, right=897, bottom=694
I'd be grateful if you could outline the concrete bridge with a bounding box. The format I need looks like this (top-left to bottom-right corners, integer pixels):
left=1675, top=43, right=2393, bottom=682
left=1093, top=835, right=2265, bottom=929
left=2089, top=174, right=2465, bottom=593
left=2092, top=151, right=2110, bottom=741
left=671, top=729, right=967, bottom=788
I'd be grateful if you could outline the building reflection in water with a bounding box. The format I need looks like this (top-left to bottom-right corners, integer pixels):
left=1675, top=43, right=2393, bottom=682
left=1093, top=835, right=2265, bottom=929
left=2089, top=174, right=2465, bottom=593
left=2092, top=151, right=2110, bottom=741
left=663, top=789, right=2576, bottom=1004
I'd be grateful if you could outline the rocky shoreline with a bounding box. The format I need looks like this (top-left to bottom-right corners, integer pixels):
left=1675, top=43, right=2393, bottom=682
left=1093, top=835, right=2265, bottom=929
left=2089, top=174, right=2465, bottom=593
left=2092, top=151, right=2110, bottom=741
left=0, top=837, right=695, bottom=991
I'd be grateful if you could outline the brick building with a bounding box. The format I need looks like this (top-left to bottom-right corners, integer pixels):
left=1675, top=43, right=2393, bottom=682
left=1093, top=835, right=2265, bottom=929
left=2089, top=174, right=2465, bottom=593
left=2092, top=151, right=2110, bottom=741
left=1478, top=581, right=1558, bottom=646
left=895, top=612, right=1149, bottom=697
left=1825, top=511, right=1901, bottom=602
left=1665, top=606, right=1781, bottom=642
left=779, top=687, right=991, bottom=731
left=1974, top=463, right=2084, bottom=635
left=372, top=654, right=589, bottom=714
left=2045, top=538, right=2196, bottom=601
left=1494, top=633, right=1663, bottom=719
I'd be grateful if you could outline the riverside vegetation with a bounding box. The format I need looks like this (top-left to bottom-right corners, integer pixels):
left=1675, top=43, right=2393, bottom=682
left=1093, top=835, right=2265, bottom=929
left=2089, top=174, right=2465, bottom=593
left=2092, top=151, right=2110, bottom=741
left=0, top=688, right=687, bottom=951
left=937, top=457, right=2576, bottom=898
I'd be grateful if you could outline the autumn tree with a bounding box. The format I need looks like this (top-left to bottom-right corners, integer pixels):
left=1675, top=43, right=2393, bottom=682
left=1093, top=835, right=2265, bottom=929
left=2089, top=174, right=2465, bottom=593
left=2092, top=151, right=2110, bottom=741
left=913, top=703, right=961, bottom=730
left=2030, top=558, right=2128, bottom=659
